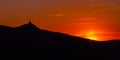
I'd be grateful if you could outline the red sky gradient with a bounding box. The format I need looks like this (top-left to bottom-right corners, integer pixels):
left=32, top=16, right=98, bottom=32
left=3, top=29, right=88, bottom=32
left=0, top=0, right=120, bottom=41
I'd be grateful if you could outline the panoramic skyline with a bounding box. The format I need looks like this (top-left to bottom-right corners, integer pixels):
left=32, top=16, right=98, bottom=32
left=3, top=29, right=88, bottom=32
left=0, top=0, right=120, bottom=41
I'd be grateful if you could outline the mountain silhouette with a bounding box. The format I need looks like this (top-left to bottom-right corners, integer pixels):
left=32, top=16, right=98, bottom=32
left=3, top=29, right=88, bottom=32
left=0, top=21, right=120, bottom=58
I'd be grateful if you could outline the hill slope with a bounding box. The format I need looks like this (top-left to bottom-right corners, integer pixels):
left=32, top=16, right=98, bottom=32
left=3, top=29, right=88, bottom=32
left=0, top=22, right=120, bottom=58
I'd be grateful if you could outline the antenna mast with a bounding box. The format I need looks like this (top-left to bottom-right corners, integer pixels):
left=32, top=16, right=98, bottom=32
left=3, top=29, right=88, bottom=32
left=28, top=16, right=32, bottom=23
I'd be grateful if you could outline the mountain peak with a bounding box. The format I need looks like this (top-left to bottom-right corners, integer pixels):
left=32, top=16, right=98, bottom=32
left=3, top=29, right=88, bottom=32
left=16, top=21, right=40, bottom=31
left=28, top=20, right=33, bottom=25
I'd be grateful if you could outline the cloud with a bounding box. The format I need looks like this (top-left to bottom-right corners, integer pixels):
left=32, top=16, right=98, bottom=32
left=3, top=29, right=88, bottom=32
left=50, top=13, right=68, bottom=17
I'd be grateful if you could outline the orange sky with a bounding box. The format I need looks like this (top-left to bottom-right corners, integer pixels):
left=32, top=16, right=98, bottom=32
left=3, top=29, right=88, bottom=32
left=0, top=0, right=120, bottom=41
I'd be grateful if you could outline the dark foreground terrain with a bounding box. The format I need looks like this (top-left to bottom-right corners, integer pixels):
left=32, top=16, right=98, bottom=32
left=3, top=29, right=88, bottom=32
left=0, top=22, right=120, bottom=59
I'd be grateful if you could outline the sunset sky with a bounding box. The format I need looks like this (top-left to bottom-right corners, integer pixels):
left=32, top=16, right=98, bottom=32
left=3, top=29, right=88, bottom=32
left=0, top=0, right=120, bottom=41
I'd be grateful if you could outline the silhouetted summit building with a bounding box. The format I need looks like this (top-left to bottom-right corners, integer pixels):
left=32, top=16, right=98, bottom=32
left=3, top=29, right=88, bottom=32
left=17, top=21, right=40, bottom=30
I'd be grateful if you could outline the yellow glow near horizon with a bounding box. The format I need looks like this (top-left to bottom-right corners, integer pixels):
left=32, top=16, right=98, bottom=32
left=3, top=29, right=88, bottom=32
left=75, top=30, right=102, bottom=41
left=85, top=31, right=99, bottom=41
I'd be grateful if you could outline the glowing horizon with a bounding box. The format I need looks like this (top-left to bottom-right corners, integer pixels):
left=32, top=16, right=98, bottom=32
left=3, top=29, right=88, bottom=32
left=0, top=0, right=120, bottom=41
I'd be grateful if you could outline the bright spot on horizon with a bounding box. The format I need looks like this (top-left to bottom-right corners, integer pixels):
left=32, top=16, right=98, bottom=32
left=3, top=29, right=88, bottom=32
left=75, top=30, right=103, bottom=41
left=85, top=31, right=100, bottom=41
